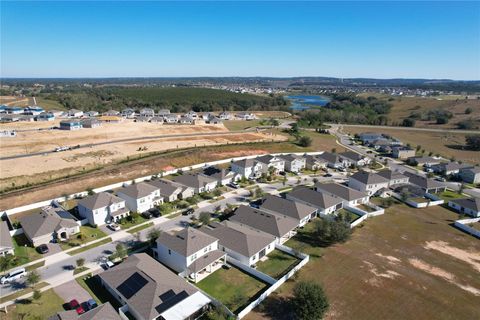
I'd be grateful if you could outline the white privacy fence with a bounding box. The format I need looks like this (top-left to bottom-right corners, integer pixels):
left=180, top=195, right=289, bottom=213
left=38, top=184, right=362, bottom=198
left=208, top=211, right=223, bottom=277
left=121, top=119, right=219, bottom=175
left=1, top=151, right=324, bottom=218
left=346, top=203, right=385, bottom=228
left=454, top=217, right=480, bottom=238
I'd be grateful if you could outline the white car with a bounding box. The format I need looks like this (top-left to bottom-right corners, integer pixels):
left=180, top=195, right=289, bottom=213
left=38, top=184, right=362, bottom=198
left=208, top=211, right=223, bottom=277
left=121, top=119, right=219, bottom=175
left=108, top=223, right=120, bottom=231
left=229, top=182, right=239, bottom=189
left=1, top=268, right=26, bottom=284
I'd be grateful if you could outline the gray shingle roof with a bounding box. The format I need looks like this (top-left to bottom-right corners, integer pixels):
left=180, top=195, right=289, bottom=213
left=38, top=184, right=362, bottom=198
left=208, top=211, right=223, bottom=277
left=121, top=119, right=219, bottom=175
left=404, top=172, right=444, bottom=190
left=77, top=192, right=124, bottom=210
left=0, top=221, right=13, bottom=251
left=350, top=171, right=389, bottom=185
left=339, top=151, right=364, bottom=162
left=229, top=205, right=298, bottom=238
left=147, top=179, right=181, bottom=197
left=186, top=250, right=226, bottom=274
left=156, top=227, right=217, bottom=256
left=201, top=221, right=275, bottom=258
left=450, top=197, right=480, bottom=212
left=317, top=152, right=341, bottom=164
left=99, top=253, right=202, bottom=320
left=260, top=194, right=317, bottom=220
left=19, top=206, right=78, bottom=239
left=256, top=155, right=283, bottom=165
left=172, top=173, right=217, bottom=189
left=49, top=302, right=121, bottom=320
left=287, top=186, right=342, bottom=210
left=232, top=158, right=255, bottom=168
left=279, top=154, right=303, bottom=163
left=315, top=183, right=367, bottom=201
left=117, top=182, right=159, bottom=199
left=376, top=170, right=408, bottom=181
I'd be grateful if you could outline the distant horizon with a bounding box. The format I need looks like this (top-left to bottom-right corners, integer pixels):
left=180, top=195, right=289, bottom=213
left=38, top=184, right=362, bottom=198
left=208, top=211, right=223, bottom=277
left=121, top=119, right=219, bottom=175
left=1, top=1, right=479, bottom=80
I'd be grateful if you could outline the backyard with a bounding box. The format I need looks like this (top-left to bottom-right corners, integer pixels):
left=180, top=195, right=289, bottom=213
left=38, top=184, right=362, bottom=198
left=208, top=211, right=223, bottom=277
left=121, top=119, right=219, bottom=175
left=246, top=203, right=480, bottom=320
left=11, top=234, right=43, bottom=267
left=438, top=190, right=466, bottom=201
left=196, top=266, right=268, bottom=313
left=255, top=250, right=300, bottom=279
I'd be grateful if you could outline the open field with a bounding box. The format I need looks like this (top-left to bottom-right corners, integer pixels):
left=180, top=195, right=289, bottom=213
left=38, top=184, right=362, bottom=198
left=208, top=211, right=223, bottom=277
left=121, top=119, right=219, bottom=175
left=343, top=126, right=479, bottom=164
left=356, top=94, right=480, bottom=130
left=0, top=130, right=338, bottom=210
left=0, top=96, right=34, bottom=107
left=196, top=266, right=269, bottom=313
left=246, top=204, right=480, bottom=320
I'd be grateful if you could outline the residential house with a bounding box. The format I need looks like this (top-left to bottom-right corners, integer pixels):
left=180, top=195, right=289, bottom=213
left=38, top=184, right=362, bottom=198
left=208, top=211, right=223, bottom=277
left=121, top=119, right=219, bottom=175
left=157, top=109, right=170, bottom=117
left=104, top=110, right=120, bottom=116
left=135, top=116, right=152, bottom=123
left=280, top=154, right=306, bottom=173
left=358, top=132, right=385, bottom=144
left=206, top=117, right=223, bottom=124
left=36, top=112, right=55, bottom=121
left=149, top=116, right=164, bottom=123
left=139, top=108, right=155, bottom=117
left=48, top=302, right=121, bottom=320
left=406, top=156, right=443, bottom=167
left=431, top=162, right=472, bottom=176
left=67, top=109, right=83, bottom=118
left=154, top=228, right=226, bottom=282
left=231, top=158, right=262, bottom=179
left=0, top=130, right=16, bottom=137
left=5, top=106, right=23, bottom=114
left=201, top=221, right=276, bottom=266
left=201, top=112, right=213, bottom=121
left=392, top=146, right=416, bottom=159
left=19, top=205, right=79, bottom=246
left=202, top=166, right=240, bottom=186
left=404, top=172, right=446, bottom=194
left=77, top=192, right=129, bottom=226
left=255, top=155, right=285, bottom=174
left=99, top=253, right=211, bottom=320
left=219, top=111, right=231, bottom=120
left=19, top=115, right=35, bottom=122
left=260, top=194, right=317, bottom=227
left=304, top=155, right=328, bottom=171
left=316, top=152, right=345, bottom=169
left=229, top=205, right=299, bottom=244
left=172, top=173, right=218, bottom=193
left=376, top=170, right=410, bottom=187
left=81, top=118, right=101, bottom=128
left=84, top=111, right=99, bottom=117
left=286, top=186, right=343, bottom=216
left=24, top=106, right=44, bottom=116
left=236, top=112, right=256, bottom=120
left=0, top=114, right=21, bottom=122
left=348, top=171, right=390, bottom=196
left=459, top=167, right=480, bottom=184
left=0, top=221, right=14, bottom=256
left=164, top=114, right=179, bottom=124
left=185, top=111, right=198, bottom=119
left=147, top=179, right=194, bottom=202
left=448, top=198, right=480, bottom=218
left=315, top=183, right=370, bottom=207
left=59, top=120, right=82, bottom=130
left=117, top=182, right=163, bottom=213
left=179, top=116, right=195, bottom=125
left=339, top=151, right=371, bottom=167
left=121, top=108, right=136, bottom=118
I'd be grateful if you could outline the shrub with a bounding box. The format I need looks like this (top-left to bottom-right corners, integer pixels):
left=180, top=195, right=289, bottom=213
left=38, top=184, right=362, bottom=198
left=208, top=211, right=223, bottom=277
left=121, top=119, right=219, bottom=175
left=298, top=136, right=312, bottom=147
left=292, top=282, right=329, bottom=320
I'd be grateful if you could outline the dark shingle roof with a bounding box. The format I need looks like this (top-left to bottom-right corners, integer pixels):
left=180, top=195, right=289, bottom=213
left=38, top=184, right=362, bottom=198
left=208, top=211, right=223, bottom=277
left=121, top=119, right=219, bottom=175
left=287, top=186, right=342, bottom=209
left=350, top=171, right=389, bottom=185
left=77, top=192, right=124, bottom=210
left=147, top=179, right=181, bottom=197
left=0, top=221, right=13, bottom=251
left=315, top=183, right=367, bottom=201
left=156, top=228, right=217, bottom=256
left=19, top=206, right=78, bottom=239
left=450, top=198, right=480, bottom=212
left=260, top=194, right=316, bottom=220
left=376, top=170, right=408, bottom=181
left=117, top=182, right=159, bottom=199
left=172, top=173, right=217, bottom=189
left=404, top=172, right=444, bottom=190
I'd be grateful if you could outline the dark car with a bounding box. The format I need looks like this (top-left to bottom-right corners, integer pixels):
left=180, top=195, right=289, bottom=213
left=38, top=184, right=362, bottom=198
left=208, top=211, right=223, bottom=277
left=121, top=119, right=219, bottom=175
left=69, top=299, right=85, bottom=315
left=36, top=244, right=49, bottom=254
left=323, top=173, right=333, bottom=177
left=142, top=211, right=152, bottom=219
left=148, top=208, right=161, bottom=218
left=86, top=299, right=98, bottom=310
left=182, top=208, right=194, bottom=216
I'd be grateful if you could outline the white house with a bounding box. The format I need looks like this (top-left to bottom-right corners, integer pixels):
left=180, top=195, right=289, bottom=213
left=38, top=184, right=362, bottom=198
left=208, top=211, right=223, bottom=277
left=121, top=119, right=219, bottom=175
left=459, top=167, right=480, bottom=184
left=139, top=108, right=155, bottom=117
left=448, top=198, right=480, bottom=218
left=255, top=155, right=285, bottom=174
left=117, top=182, right=163, bottom=213
left=339, top=151, right=371, bottom=167
left=315, top=183, right=370, bottom=207
left=67, top=109, right=83, bottom=118
left=280, top=154, right=306, bottom=173
left=201, top=221, right=276, bottom=267
left=348, top=171, right=390, bottom=196
left=0, top=221, right=14, bottom=256
left=376, top=170, right=410, bottom=187
left=231, top=158, right=262, bottom=179
left=286, top=186, right=343, bottom=216
left=260, top=194, right=317, bottom=227
left=77, top=192, right=130, bottom=226
left=236, top=112, right=256, bottom=120
left=202, top=166, right=241, bottom=186
left=154, top=228, right=226, bottom=283
left=172, top=173, right=218, bottom=194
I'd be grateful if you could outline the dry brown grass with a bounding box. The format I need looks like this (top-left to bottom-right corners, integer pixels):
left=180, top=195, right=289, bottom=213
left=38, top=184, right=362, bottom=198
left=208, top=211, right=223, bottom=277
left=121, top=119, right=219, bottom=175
left=246, top=204, right=480, bottom=320
left=344, top=126, right=479, bottom=164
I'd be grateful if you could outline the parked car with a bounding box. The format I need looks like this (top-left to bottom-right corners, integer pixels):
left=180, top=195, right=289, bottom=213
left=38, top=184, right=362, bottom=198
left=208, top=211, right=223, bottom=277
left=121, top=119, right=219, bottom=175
left=69, top=299, right=85, bottom=314
left=36, top=244, right=49, bottom=254
left=182, top=208, right=194, bottom=216
left=323, top=173, right=333, bottom=177
left=229, top=182, right=239, bottom=189
left=142, top=211, right=152, bottom=219
left=86, top=298, right=98, bottom=310
left=0, top=268, right=26, bottom=284
left=435, top=177, right=446, bottom=182
left=108, top=223, right=120, bottom=231
left=148, top=208, right=161, bottom=217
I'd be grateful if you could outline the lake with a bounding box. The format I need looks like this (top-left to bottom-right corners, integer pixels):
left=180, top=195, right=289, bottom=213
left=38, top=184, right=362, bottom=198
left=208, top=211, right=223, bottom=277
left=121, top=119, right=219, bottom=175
left=286, top=95, right=330, bottom=111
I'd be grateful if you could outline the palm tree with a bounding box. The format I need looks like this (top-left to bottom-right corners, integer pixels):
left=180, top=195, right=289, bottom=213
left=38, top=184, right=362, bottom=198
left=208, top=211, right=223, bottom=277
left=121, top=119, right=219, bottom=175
left=26, top=270, right=40, bottom=288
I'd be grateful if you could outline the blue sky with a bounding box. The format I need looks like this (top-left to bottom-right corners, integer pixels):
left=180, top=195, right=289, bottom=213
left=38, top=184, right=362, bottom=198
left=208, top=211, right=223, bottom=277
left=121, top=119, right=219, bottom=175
left=1, top=1, right=479, bottom=79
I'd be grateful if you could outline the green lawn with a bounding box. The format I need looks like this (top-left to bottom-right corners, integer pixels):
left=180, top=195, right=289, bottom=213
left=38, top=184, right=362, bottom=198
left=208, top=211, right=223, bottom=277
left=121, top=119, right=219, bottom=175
left=284, top=220, right=325, bottom=259
left=223, top=119, right=263, bottom=131
left=356, top=204, right=376, bottom=213
left=438, top=190, right=465, bottom=201
left=3, top=289, right=65, bottom=320
left=11, top=234, right=43, bottom=268
left=35, top=97, right=67, bottom=111
left=59, top=225, right=107, bottom=250
left=127, top=222, right=154, bottom=234
left=25, top=260, right=46, bottom=272
left=196, top=266, right=268, bottom=313
left=255, top=250, right=299, bottom=279
left=67, top=237, right=112, bottom=256
left=76, top=274, right=122, bottom=309
left=73, top=266, right=89, bottom=275
left=0, top=282, right=49, bottom=304
left=120, top=215, right=148, bottom=230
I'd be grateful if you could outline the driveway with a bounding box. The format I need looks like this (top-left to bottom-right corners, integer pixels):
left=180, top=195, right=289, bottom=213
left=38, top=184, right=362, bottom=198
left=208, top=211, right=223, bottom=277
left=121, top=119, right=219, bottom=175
left=54, top=279, right=93, bottom=304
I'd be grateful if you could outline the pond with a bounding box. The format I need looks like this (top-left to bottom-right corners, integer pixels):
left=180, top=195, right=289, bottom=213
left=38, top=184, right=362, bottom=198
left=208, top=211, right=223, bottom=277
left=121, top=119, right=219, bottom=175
left=286, top=95, right=330, bottom=111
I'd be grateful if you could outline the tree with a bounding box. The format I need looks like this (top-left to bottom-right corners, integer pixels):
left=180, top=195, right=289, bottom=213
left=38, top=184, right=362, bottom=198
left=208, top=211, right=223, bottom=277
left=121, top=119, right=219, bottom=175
left=465, top=107, right=473, bottom=114
left=290, top=122, right=299, bottom=135
left=331, top=148, right=337, bottom=154
left=76, top=258, right=85, bottom=268
left=213, top=188, right=222, bottom=197
left=199, top=212, right=211, bottom=225
left=254, top=186, right=264, bottom=199
left=314, top=218, right=351, bottom=245
left=115, top=243, right=127, bottom=260
left=458, top=182, right=465, bottom=195
left=0, top=254, right=13, bottom=272
left=466, top=134, right=480, bottom=150
left=26, top=270, right=40, bottom=288
left=291, top=282, right=329, bottom=320
left=147, top=228, right=162, bottom=243
left=402, top=118, right=415, bottom=127
left=86, top=187, right=94, bottom=196
left=298, top=136, right=312, bottom=147
left=32, top=289, right=42, bottom=302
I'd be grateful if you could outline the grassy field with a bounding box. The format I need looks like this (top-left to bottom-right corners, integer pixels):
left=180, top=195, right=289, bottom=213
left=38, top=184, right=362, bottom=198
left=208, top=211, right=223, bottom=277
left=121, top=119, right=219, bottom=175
left=196, top=266, right=268, bottom=313
left=10, top=234, right=43, bottom=268
left=1, top=289, right=65, bottom=320
left=343, top=126, right=479, bottom=164
left=223, top=120, right=263, bottom=131
left=0, top=282, right=48, bottom=305
left=127, top=222, right=154, bottom=234
left=35, top=97, right=67, bottom=111
left=67, top=237, right=112, bottom=256
left=59, top=226, right=107, bottom=250
left=246, top=203, right=480, bottom=320
left=256, top=250, right=299, bottom=279
left=437, top=190, right=466, bottom=201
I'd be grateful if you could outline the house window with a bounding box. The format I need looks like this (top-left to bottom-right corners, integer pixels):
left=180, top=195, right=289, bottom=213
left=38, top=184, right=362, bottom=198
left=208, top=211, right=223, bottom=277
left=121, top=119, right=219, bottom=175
left=168, top=249, right=171, bottom=255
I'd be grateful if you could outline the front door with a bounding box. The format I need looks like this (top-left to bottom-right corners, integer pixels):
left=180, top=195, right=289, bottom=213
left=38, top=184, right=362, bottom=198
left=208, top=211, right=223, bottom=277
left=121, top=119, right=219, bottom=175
left=259, top=248, right=266, bottom=258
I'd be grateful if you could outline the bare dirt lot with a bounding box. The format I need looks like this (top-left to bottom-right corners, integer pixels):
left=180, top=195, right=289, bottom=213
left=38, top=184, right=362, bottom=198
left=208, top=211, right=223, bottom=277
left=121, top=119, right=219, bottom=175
left=246, top=203, right=480, bottom=320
